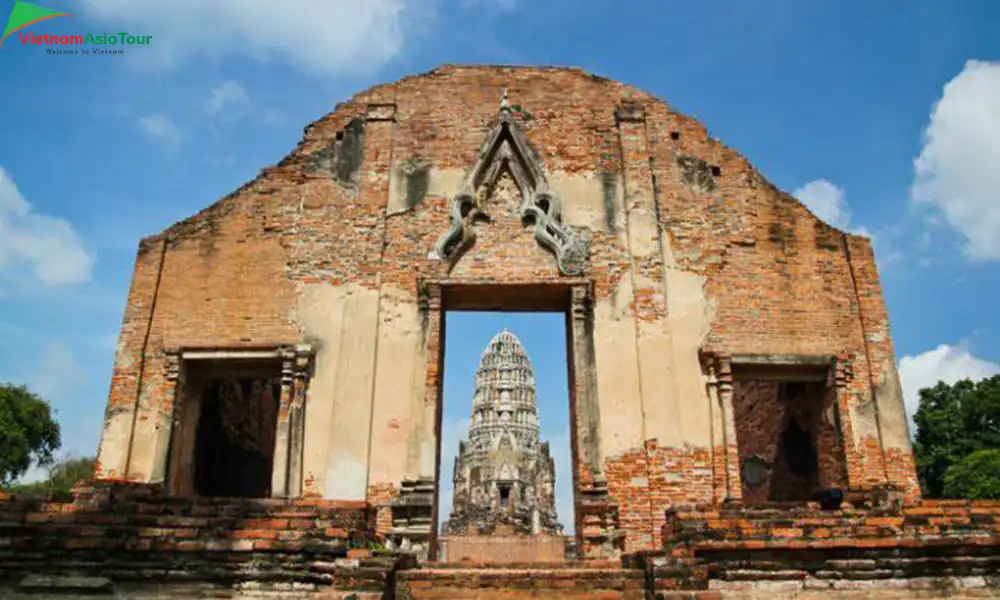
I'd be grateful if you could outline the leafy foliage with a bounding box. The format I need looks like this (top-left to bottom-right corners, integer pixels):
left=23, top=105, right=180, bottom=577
left=0, top=383, right=61, bottom=485
left=942, top=449, right=1000, bottom=500
left=6, top=456, right=95, bottom=496
left=913, top=375, right=1000, bottom=498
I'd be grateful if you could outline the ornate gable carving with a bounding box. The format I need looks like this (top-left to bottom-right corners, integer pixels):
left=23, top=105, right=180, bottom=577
left=428, top=91, right=589, bottom=276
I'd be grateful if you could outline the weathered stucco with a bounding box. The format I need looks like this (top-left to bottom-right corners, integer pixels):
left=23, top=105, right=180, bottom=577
left=295, top=282, right=379, bottom=500
left=368, top=283, right=430, bottom=485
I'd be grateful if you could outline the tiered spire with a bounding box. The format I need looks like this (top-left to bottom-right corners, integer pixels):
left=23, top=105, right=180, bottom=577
left=444, top=330, right=561, bottom=536
left=468, top=331, right=540, bottom=453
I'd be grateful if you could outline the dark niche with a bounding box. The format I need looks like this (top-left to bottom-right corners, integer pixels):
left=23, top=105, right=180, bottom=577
left=304, top=117, right=365, bottom=184
left=781, top=417, right=818, bottom=480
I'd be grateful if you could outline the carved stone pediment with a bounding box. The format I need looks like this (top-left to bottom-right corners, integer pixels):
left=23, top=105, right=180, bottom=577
left=428, top=91, right=589, bottom=276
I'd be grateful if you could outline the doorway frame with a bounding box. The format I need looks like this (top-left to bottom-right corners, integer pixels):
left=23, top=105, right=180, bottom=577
left=419, top=279, right=601, bottom=560
left=161, top=345, right=313, bottom=499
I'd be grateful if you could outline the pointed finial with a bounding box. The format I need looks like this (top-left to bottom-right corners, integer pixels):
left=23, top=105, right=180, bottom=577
left=500, top=87, right=511, bottom=113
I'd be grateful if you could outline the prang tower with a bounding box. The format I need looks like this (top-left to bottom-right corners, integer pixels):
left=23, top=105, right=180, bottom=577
left=443, top=330, right=562, bottom=536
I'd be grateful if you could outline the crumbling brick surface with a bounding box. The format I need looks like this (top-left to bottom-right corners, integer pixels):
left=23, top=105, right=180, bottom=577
left=396, top=565, right=648, bottom=599
left=367, top=482, right=399, bottom=536
left=0, top=483, right=393, bottom=593
left=650, top=502, right=1000, bottom=597
left=94, top=65, right=919, bottom=558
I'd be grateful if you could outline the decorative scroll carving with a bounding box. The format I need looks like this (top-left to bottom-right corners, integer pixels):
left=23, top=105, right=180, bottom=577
left=429, top=90, right=589, bottom=276
left=523, top=191, right=589, bottom=276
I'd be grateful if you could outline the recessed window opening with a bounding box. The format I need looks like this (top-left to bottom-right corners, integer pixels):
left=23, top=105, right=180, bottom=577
left=732, top=376, right=845, bottom=503
left=174, top=359, right=282, bottom=499
left=499, top=484, right=511, bottom=508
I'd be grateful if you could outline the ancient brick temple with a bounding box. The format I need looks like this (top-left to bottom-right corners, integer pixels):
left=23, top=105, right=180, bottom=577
left=442, top=330, right=561, bottom=537
left=92, top=64, right=921, bottom=558
left=6, top=64, right=990, bottom=598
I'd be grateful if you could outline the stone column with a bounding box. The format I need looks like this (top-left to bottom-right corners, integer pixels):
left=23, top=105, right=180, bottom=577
left=287, top=345, right=312, bottom=498
left=149, top=350, right=181, bottom=484
left=269, top=345, right=313, bottom=498
left=568, top=283, right=602, bottom=487
left=271, top=347, right=296, bottom=498
left=420, top=282, right=444, bottom=480
left=705, top=358, right=725, bottom=503
left=715, top=355, right=741, bottom=503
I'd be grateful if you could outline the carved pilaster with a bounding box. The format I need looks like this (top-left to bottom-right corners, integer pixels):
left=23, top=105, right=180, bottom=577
left=416, top=282, right=444, bottom=554
left=271, top=344, right=313, bottom=498
left=711, top=353, right=741, bottom=503
left=569, top=283, right=602, bottom=487
left=287, top=344, right=312, bottom=498
left=271, top=347, right=296, bottom=497
left=704, top=357, right=724, bottom=503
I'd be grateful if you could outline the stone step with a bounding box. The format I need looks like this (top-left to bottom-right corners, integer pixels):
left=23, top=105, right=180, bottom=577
left=396, top=567, right=648, bottom=599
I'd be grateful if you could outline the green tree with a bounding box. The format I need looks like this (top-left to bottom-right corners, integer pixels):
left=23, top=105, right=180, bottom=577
left=0, top=383, right=61, bottom=485
left=7, top=456, right=95, bottom=496
left=913, top=375, right=1000, bottom=498
left=942, top=449, right=1000, bottom=500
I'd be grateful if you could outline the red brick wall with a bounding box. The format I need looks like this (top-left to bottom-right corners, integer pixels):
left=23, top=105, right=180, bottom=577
left=96, top=66, right=918, bottom=553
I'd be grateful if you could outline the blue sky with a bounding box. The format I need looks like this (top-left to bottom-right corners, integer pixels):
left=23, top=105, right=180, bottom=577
left=0, top=0, right=998, bottom=512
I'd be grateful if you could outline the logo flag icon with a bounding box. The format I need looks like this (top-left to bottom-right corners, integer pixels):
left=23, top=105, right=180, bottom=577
left=1, top=0, right=72, bottom=46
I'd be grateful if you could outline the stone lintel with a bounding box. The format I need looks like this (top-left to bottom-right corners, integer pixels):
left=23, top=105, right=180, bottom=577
left=419, top=279, right=590, bottom=312
left=172, top=344, right=314, bottom=363
left=729, top=353, right=836, bottom=367
left=724, top=353, right=836, bottom=382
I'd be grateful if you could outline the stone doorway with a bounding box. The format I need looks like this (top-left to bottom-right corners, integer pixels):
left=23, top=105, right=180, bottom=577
left=164, top=349, right=312, bottom=499
left=437, top=311, right=573, bottom=563
left=418, top=282, right=599, bottom=562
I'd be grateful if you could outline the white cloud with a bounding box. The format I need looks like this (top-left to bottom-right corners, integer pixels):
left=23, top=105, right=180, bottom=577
left=912, top=60, right=1000, bottom=261
left=793, top=179, right=883, bottom=256
left=794, top=179, right=853, bottom=230
left=138, top=114, right=181, bottom=150
left=27, top=342, right=86, bottom=406
left=0, top=167, right=94, bottom=286
left=205, top=80, right=249, bottom=115
left=899, top=344, right=1000, bottom=434
left=77, top=0, right=430, bottom=75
